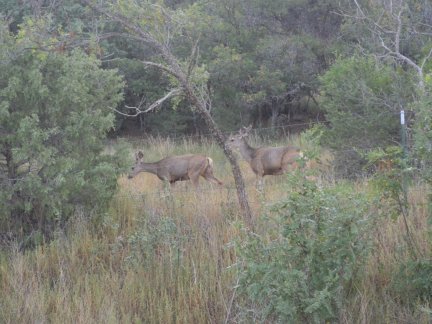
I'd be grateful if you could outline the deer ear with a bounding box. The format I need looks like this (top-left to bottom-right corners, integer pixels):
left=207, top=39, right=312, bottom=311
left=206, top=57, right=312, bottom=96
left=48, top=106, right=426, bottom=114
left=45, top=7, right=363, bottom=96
left=137, top=151, right=144, bottom=159
left=240, top=125, right=252, bottom=137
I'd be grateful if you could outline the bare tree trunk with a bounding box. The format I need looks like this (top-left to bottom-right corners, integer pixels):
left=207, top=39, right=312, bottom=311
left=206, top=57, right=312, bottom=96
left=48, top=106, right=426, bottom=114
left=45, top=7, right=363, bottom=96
left=270, top=105, right=279, bottom=128
left=178, top=76, right=253, bottom=227
left=165, top=66, right=253, bottom=228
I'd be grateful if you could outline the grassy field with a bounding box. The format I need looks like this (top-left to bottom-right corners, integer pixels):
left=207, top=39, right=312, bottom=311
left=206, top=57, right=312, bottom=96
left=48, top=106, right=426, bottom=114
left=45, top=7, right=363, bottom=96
left=0, top=136, right=430, bottom=323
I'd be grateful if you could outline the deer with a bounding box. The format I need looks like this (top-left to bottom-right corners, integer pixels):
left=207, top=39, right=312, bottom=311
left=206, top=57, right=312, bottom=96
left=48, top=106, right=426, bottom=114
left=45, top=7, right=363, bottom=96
left=227, top=125, right=303, bottom=189
left=128, top=151, right=223, bottom=188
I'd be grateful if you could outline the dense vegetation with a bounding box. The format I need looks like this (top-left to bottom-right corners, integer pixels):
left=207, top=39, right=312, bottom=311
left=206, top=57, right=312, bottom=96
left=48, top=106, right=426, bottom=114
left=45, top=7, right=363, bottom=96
left=0, top=0, right=431, bottom=322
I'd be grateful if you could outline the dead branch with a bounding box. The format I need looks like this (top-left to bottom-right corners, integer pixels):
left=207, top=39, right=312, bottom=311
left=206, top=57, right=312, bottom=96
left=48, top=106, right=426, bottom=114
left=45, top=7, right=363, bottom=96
left=352, top=0, right=429, bottom=89
left=113, top=88, right=182, bottom=117
left=141, top=60, right=181, bottom=79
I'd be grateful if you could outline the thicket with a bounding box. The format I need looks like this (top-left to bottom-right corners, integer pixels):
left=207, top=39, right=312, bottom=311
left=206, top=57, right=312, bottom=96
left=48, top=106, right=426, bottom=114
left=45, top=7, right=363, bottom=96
left=0, top=19, right=129, bottom=246
left=235, top=173, right=375, bottom=322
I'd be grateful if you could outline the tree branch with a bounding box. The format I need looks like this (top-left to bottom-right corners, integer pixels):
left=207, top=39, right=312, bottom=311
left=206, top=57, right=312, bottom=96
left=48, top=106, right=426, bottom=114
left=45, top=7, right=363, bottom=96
left=82, top=0, right=168, bottom=56
left=112, top=88, right=182, bottom=117
left=141, top=60, right=181, bottom=79
left=187, top=36, right=200, bottom=80
left=352, top=0, right=427, bottom=89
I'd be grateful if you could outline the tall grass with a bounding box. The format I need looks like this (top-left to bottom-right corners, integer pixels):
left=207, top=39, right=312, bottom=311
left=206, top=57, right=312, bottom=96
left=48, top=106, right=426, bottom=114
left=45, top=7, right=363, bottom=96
left=341, top=184, right=431, bottom=324
left=0, top=136, right=430, bottom=323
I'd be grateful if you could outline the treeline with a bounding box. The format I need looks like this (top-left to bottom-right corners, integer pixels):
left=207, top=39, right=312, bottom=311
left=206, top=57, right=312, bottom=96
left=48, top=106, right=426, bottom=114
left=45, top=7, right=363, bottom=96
left=2, top=1, right=431, bottom=139
left=0, top=0, right=404, bottom=135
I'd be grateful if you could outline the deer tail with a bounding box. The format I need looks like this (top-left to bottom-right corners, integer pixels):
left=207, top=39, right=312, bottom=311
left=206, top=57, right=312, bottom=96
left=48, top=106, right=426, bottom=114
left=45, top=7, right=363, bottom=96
left=206, top=157, right=214, bottom=169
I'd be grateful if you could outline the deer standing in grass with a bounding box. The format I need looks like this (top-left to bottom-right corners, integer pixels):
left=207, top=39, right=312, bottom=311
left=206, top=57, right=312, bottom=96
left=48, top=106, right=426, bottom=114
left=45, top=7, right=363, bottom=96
left=227, top=126, right=303, bottom=189
left=128, top=151, right=223, bottom=187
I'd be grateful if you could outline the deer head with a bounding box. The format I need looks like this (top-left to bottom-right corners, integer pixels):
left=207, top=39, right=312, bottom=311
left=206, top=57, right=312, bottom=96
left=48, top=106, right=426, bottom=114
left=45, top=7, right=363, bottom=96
left=128, top=151, right=145, bottom=179
left=227, top=125, right=252, bottom=150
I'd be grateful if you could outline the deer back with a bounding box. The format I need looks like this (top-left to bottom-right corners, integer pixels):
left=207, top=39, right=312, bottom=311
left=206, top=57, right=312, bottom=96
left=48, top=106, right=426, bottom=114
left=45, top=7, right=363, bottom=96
left=155, top=154, right=207, bottom=180
left=129, top=151, right=215, bottom=182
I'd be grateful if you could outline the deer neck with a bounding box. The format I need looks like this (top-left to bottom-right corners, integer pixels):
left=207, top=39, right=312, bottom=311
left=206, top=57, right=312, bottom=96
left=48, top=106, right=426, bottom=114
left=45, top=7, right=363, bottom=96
left=238, top=139, right=256, bottom=163
left=138, top=162, right=159, bottom=175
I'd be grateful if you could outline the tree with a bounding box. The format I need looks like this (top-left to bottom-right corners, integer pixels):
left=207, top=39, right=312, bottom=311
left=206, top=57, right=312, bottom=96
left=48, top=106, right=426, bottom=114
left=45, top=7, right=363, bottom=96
left=223, top=0, right=343, bottom=127
left=318, top=56, right=414, bottom=177
left=83, top=0, right=253, bottom=226
left=334, top=0, right=432, bottom=176
left=343, top=0, right=432, bottom=89
left=0, top=18, right=127, bottom=244
left=320, top=56, right=411, bottom=149
left=412, top=77, right=432, bottom=185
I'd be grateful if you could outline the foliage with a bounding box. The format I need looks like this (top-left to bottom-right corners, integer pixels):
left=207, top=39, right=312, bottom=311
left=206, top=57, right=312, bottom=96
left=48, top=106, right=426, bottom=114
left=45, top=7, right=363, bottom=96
left=366, top=146, right=406, bottom=184
left=124, top=213, right=184, bottom=268
left=0, top=18, right=128, bottom=244
left=366, top=146, right=407, bottom=206
left=412, top=75, right=432, bottom=186
left=320, top=56, right=405, bottom=149
left=392, top=258, right=432, bottom=305
left=365, top=145, right=425, bottom=258
left=235, top=173, right=373, bottom=323
left=208, top=45, right=255, bottom=130
left=318, top=56, right=414, bottom=177
left=0, top=137, right=430, bottom=323
left=340, top=0, right=432, bottom=77
left=43, top=0, right=343, bottom=134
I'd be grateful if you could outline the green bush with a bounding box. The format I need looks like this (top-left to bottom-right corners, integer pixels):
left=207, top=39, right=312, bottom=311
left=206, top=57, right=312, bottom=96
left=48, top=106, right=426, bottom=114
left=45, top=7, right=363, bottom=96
left=319, top=56, right=414, bottom=178
left=0, top=19, right=128, bottom=245
left=392, top=259, right=432, bottom=304
left=412, top=75, right=432, bottom=186
left=125, top=214, right=183, bottom=267
left=235, top=174, right=374, bottom=323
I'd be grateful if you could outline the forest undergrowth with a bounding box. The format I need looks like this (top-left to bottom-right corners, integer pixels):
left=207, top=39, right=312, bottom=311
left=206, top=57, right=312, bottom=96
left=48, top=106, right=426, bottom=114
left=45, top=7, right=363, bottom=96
left=0, top=137, right=430, bottom=323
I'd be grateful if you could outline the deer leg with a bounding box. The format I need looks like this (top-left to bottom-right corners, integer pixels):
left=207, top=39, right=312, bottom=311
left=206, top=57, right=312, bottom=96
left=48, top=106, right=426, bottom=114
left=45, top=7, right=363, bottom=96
left=202, top=168, right=223, bottom=185
left=188, top=167, right=201, bottom=188
left=252, top=164, right=265, bottom=192
left=189, top=158, right=211, bottom=188
left=158, top=180, right=171, bottom=197
left=257, top=178, right=264, bottom=193
left=190, top=175, right=200, bottom=188
left=255, top=174, right=264, bottom=193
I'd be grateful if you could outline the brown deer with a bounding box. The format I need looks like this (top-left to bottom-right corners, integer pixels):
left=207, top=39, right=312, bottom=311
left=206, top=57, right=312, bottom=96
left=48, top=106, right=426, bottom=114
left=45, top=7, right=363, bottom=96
left=128, top=151, right=223, bottom=187
left=376, top=158, right=394, bottom=172
left=227, top=126, right=303, bottom=188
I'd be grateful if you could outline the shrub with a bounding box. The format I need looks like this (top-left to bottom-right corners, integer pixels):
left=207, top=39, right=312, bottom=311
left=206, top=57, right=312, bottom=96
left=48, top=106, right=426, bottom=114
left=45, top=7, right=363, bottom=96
left=319, top=56, right=414, bottom=178
left=412, top=75, right=432, bottom=187
left=392, top=259, right=432, bottom=304
left=235, top=174, right=374, bottom=323
left=125, top=214, right=183, bottom=267
left=0, top=19, right=128, bottom=245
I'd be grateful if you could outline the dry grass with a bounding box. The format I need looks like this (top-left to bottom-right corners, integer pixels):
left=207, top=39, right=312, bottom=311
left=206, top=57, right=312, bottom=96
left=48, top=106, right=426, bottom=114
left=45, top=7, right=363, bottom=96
left=340, top=184, right=431, bottom=324
left=0, top=137, right=430, bottom=323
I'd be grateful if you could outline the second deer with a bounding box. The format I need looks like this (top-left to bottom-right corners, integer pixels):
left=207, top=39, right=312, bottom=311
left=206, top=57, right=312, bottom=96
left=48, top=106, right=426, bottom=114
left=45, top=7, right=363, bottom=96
left=227, top=125, right=303, bottom=188
left=128, top=151, right=223, bottom=187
